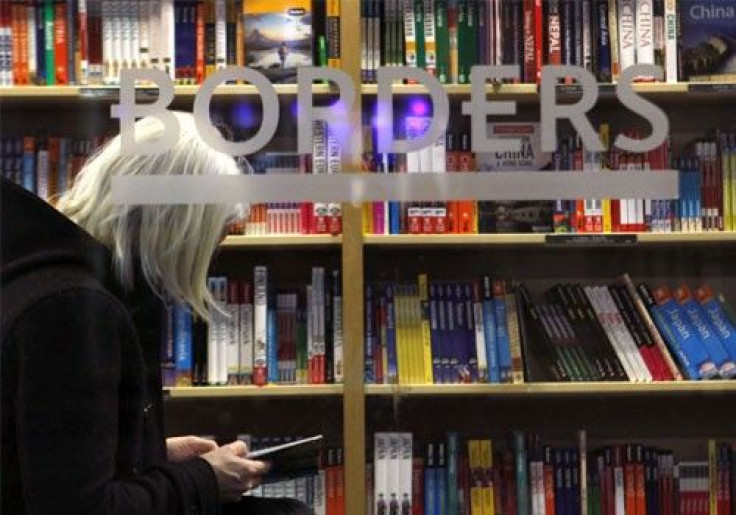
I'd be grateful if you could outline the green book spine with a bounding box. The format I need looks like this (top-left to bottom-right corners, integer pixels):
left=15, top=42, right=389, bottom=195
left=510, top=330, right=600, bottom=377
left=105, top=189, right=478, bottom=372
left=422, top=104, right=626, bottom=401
left=44, top=0, right=55, bottom=85
left=457, top=0, right=468, bottom=83
left=414, top=0, right=426, bottom=69
left=447, top=432, right=459, bottom=515
left=436, top=0, right=450, bottom=82
left=514, top=431, right=529, bottom=515
left=466, top=0, right=477, bottom=72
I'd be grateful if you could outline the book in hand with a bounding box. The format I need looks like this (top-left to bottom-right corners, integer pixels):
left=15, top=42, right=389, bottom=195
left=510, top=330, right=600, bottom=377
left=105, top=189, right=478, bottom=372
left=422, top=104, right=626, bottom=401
left=246, top=435, right=324, bottom=484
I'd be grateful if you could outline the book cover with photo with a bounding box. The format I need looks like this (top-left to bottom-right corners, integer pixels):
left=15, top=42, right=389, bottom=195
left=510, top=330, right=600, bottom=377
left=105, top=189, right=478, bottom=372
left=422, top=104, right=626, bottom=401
left=475, top=123, right=554, bottom=234
left=678, top=0, right=736, bottom=81
left=243, top=0, right=313, bottom=83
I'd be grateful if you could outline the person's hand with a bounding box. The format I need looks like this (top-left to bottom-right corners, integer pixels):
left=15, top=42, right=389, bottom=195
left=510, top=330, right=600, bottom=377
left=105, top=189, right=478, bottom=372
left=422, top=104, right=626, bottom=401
left=200, top=441, right=270, bottom=503
left=166, top=436, right=218, bottom=463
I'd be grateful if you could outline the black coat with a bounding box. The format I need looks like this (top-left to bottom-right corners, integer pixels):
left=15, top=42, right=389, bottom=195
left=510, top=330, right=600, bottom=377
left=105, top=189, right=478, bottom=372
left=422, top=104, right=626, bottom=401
left=0, top=177, right=220, bottom=514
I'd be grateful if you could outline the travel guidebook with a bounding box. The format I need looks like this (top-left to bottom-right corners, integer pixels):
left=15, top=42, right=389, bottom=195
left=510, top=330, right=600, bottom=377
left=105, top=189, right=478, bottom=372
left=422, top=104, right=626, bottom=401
left=475, top=123, right=555, bottom=233
left=243, top=0, right=314, bottom=83
left=679, top=0, right=736, bottom=81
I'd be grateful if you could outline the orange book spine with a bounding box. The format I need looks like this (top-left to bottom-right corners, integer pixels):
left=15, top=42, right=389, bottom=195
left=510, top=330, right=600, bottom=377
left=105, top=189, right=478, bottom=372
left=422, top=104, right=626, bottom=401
left=54, top=0, right=68, bottom=84
left=10, top=3, right=21, bottom=84
left=19, top=1, right=29, bottom=84
left=196, top=0, right=205, bottom=84
left=445, top=131, right=459, bottom=233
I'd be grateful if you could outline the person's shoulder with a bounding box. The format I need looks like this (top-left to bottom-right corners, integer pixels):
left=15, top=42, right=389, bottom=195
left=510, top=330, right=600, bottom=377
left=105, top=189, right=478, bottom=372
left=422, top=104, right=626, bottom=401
left=2, top=264, right=132, bottom=337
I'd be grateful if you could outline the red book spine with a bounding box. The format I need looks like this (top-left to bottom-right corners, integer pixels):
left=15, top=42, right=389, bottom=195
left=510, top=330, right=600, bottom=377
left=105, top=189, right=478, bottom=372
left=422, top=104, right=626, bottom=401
left=523, top=0, right=535, bottom=83
left=635, top=446, right=646, bottom=515
left=10, top=2, right=20, bottom=84
left=326, top=448, right=336, bottom=515
left=54, top=1, right=68, bottom=84
left=446, top=133, right=459, bottom=234
left=336, top=449, right=345, bottom=515
left=78, top=1, right=88, bottom=83
left=412, top=458, right=424, bottom=515
left=533, top=0, right=543, bottom=82
left=457, top=131, right=475, bottom=234
left=196, top=1, right=205, bottom=83
left=625, top=446, right=637, bottom=515
left=88, top=1, right=101, bottom=80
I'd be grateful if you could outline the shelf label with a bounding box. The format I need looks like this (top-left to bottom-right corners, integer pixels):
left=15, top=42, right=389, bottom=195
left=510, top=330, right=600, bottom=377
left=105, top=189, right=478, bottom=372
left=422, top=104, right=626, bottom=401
left=556, top=83, right=616, bottom=95
left=688, top=83, right=736, bottom=94
left=545, top=234, right=638, bottom=246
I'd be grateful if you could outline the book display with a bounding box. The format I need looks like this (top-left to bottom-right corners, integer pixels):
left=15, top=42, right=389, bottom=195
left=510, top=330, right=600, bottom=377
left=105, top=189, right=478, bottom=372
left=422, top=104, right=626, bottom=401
left=2, top=1, right=736, bottom=514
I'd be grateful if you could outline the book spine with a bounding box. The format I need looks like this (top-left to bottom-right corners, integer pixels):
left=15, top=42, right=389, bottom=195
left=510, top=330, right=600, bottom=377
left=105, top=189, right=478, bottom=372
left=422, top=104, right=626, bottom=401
left=617, top=0, right=635, bottom=72
left=436, top=0, right=450, bottom=82
left=635, top=0, right=654, bottom=78
left=253, top=266, right=268, bottom=386
left=663, top=0, right=676, bottom=82
left=547, top=0, right=562, bottom=66
left=327, top=0, right=341, bottom=68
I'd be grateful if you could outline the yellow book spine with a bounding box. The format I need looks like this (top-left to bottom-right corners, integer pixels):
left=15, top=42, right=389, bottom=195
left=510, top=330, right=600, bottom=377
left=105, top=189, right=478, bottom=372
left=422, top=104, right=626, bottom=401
left=469, top=440, right=484, bottom=515
left=326, top=0, right=341, bottom=68
left=724, top=144, right=732, bottom=231
left=418, top=274, right=434, bottom=384
left=409, top=285, right=423, bottom=384
left=481, top=439, right=495, bottom=515
left=600, top=124, right=612, bottom=233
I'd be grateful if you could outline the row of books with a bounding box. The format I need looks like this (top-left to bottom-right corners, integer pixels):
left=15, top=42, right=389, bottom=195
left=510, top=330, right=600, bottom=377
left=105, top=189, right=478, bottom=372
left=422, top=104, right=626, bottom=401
left=368, top=431, right=736, bottom=515
left=161, top=267, right=344, bottom=387
left=227, top=434, right=344, bottom=515
left=364, top=273, right=736, bottom=384
left=360, top=0, right=736, bottom=84
left=0, top=0, right=341, bottom=86
left=1, top=121, right=344, bottom=235
left=362, top=121, right=736, bottom=234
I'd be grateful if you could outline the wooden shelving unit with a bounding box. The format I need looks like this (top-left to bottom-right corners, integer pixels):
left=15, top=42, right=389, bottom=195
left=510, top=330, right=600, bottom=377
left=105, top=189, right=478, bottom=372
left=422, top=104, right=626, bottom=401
left=364, top=381, right=736, bottom=397
left=221, top=234, right=342, bottom=248
left=165, top=385, right=344, bottom=399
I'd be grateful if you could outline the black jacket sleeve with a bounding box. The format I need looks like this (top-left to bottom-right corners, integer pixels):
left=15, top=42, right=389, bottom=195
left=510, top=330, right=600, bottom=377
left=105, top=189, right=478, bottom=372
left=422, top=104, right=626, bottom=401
left=8, top=288, right=220, bottom=514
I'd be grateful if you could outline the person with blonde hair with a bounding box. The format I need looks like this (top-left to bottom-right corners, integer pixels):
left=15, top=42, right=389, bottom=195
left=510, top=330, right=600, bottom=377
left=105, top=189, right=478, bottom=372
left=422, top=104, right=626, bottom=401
left=1, top=112, right=308, bottom=514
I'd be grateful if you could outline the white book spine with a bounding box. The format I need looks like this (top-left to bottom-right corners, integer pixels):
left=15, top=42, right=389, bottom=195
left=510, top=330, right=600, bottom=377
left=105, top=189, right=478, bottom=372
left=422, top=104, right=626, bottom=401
left=372, top=0, right=381, bottom=79
left=614, top=464, right=625, bottom=515
left=635, top=0, right=654, bottom=66
left=317, top=268, right=326, bottom=375
left=314, top=468, right=326, bottom=515
left=102, top=1, right=113, bottom=83
left=387, top=433, right=401, bottom=513
left=583, top=286, right=635, bottom=381
left=36, top=150, right=49, bottom=201
left=333, top=271, right=344, bottom=383
left=594, top=286, right=643, bottom=381
left=161, top=0, right=175, bottom=79
left=664, top=0, right=677, bottom=82
left=120, top=0, right=132, bottom=73
left=400, top=433, right=413, bottom=512
left=374, top=433, right=389, bottom=515
left=148, top=0, right=160, bottom=69
left=27, top=5, right=36, bottom=83
left=239, top=298, right=254, bottom=384
left=227, top=293, right=241, bottom=385
left=617, top=0, right=637, bottom=72
left=218, top=278, right=229, bottom=384
left=582, top=0, right=593, bottom=71
left=599, top=286, right=653, bottom=381
left=138, top=0, right=149, bottom=68
left=403, top=0, right=416, bottom=68
left=130, top=0, right=140, bottom=68
left=254, top=266, right=268, bottom=381
left=474, top=300, right=488, bottom=381
left=207, top=278, right=219, bottom=384
left=215, top=0, right=226, bottom=69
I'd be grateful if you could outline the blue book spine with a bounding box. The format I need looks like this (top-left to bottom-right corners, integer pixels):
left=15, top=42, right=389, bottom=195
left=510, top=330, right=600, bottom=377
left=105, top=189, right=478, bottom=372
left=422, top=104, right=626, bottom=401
left=385, top=284, right=398, bottom=384
left=493, top=284, right=511, bottom=382
left=36, top=2, right=46, bottom=85
left=464, top=284, right=478, bottom=383
left=365, top=284, right=375, bottom=383
left=446, top=433, right=459, bottom=515
left=429, top=283, right=443, bottom=383
left=454, top=283, right=471, bottom=382
left=563, top=449, right=573, bottom=515
left=438, top=284, right=450, bottom=384
left=702, top=296, right=736, bottom=361
left=58, top=139, right=68, bottom=193
left=22, top=141, right=35, bottom=193
left=437, top=442, right=447, bottom=515
left=596, top=0, right=611, bottom=80
left=445, top=284, right=459, bottom=383
left=681, top=298, right=733, bottom=373
left=554, top=449, right=565, bottom=515
left=267, top=303, right=278, bottom=383
left=658, top=298, right=716, bottom=378
left=482, top=277, right=500, bottom=383
left=572, top=449, right=581, bottom=515
left=425, top=444, right=437, bottom=515
left=174, top=304, right=193, bottom=385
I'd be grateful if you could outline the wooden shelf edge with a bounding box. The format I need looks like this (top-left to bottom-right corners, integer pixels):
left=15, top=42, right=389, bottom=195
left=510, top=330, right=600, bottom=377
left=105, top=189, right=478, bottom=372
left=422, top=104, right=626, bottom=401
left=164, top=385, right=344, bottom=398
left=363, top=232, right=736, bottom=246
left=360, top=82, right=697, bottom=96
left=220, top=234, right=343, bottom=247
left=365, top=381, right=736, bottom=396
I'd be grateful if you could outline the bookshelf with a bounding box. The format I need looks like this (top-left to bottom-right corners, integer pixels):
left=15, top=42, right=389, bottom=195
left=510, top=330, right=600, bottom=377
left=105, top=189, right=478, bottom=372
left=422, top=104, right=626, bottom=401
left=3, top=3, right=736, bottom=515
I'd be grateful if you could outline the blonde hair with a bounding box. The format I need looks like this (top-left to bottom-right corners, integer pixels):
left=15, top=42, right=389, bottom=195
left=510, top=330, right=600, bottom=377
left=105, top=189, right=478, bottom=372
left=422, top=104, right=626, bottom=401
left=56, top=111, right=245, bottom=320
